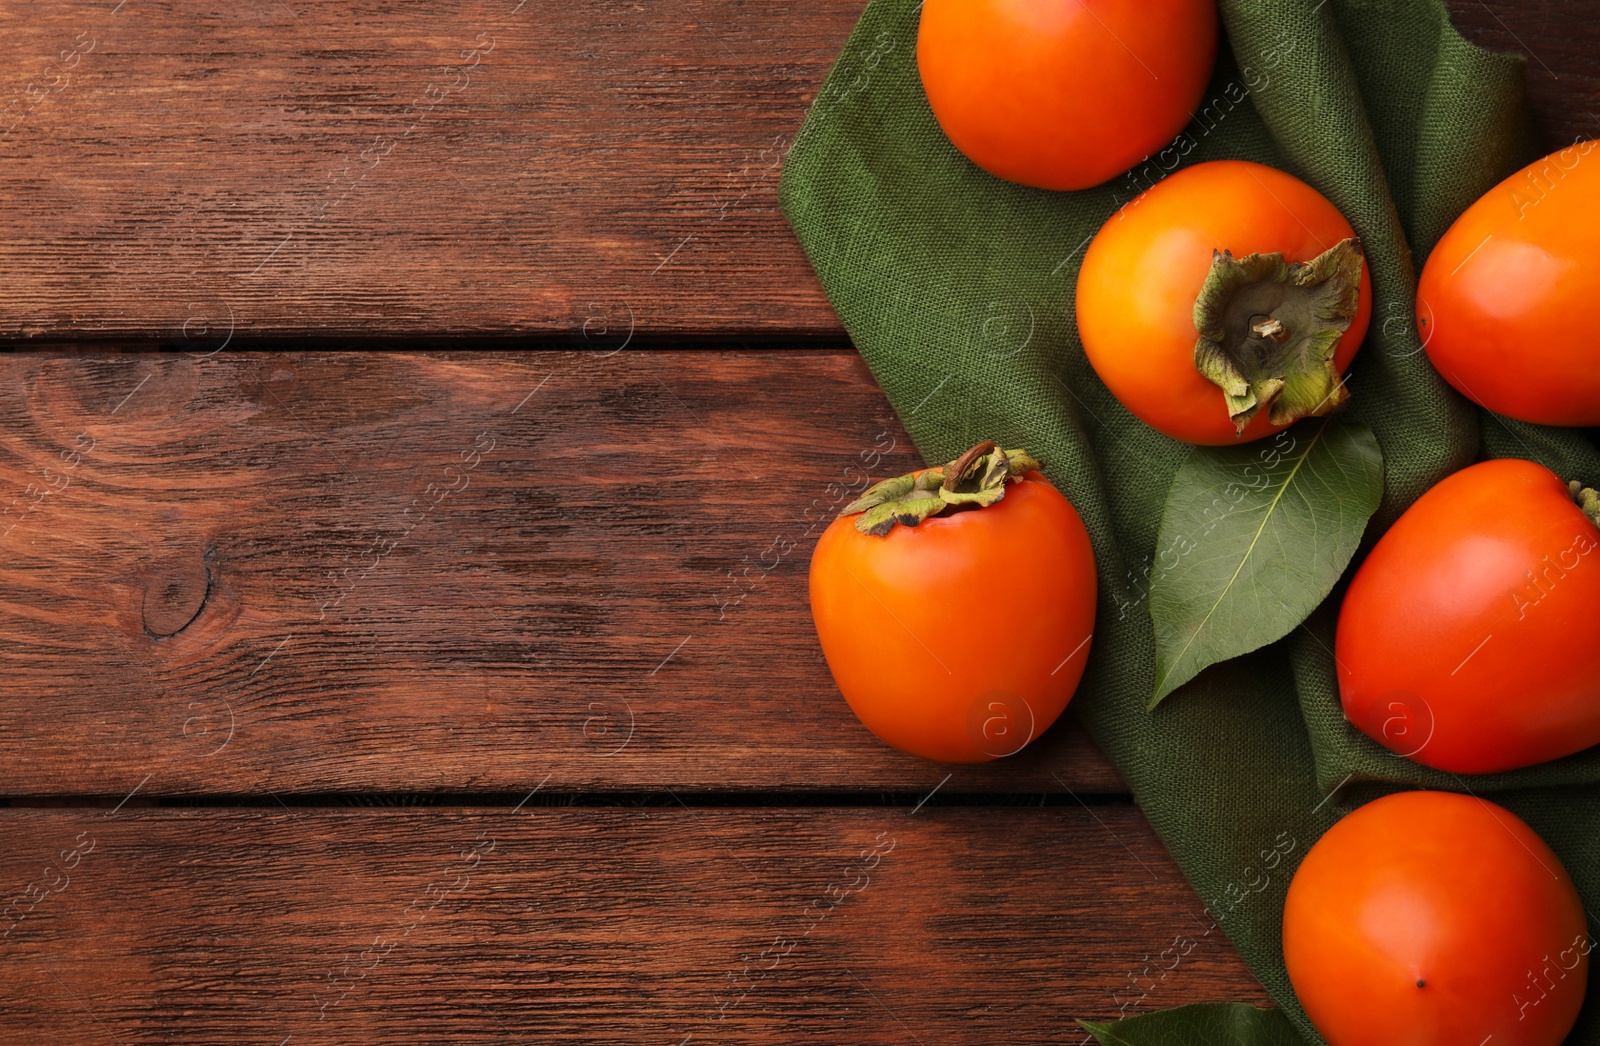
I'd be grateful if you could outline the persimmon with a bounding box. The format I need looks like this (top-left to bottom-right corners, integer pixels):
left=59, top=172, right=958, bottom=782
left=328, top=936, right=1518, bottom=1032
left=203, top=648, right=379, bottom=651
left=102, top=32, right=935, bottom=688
left=1336, top=458, right=1600, bottom=773
left=808, top=442, right=1096, bottom=762
left=1284, top=791, right=1587, bottom=1046
left=1076, top=160, right=1370, bottom=445
left=916, top=0, right=1218, bottom=191
left=1417, top=139, right=1600, bottom=425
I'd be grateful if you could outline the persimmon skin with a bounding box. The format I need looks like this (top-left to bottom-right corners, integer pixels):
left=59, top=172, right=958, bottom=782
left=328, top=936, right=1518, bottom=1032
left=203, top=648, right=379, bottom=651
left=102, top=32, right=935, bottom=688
left=1417, top=139, right=1600, bottom=425
left=1076, top=160, right=1371, bottom=445
left=808, top=473, right=1096, bottom=763
left=1283, top=791, right=1587, bottom=1046
left=1336, top=458, right=1600, bottom=773
left=916, top=0, right=1218, bottom=191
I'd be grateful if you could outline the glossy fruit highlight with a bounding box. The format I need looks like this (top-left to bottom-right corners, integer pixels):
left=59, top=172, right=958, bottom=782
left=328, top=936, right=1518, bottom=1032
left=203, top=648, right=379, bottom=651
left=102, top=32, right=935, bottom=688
left=1284, top=790, right=1587, bottom=1046
left=1417, top=139, right=1600, bottom=425
left=916, top=0, right=1218, bottom=191
left=808, top=443, right=1097, bottom=763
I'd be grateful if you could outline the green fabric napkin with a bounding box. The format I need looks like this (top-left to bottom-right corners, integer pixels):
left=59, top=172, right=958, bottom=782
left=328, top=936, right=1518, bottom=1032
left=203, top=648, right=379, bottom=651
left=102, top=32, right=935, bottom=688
left=779, top=1, right=1600, bottom=1041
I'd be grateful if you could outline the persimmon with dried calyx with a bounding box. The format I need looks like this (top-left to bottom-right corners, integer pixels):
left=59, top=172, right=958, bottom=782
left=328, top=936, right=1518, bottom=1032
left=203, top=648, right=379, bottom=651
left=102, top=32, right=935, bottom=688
left=1417, top=139, right=1600, bottom=425
left=916, top=0, right=1218, bottom=191
left=808, top=442, right=1097, bottom=763
left=1336, top=458, right=1600, bottom=773
left=1284, top=790, right=1587, bottom=1046
left=1076, top=160, right=1371, bottom=445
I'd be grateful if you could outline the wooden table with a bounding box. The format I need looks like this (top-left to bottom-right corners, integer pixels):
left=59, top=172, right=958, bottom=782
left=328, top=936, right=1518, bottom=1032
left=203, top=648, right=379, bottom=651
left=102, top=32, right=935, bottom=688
left=0, top=3, right=1591, bottom=1041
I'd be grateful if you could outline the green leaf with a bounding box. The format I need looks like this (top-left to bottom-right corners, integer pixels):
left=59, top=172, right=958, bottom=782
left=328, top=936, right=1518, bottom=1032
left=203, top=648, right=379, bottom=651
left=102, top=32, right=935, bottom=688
left=1149, top=418, right=1383, bottom=706
left=1080, top=1003, right=1309, bottom=1046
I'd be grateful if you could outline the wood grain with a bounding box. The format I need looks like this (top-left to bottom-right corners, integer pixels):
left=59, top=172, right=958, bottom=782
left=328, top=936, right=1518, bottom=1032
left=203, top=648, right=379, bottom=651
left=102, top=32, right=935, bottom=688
left=0, top=1, right=1590, bottom=342
left=0, top=0, right=852, bottom=342
left=0, top=806, right=1270, bottom=1043
left=1446, top=0, right=1600, bottom=150
left=0, top=350, right=1123, bottom=796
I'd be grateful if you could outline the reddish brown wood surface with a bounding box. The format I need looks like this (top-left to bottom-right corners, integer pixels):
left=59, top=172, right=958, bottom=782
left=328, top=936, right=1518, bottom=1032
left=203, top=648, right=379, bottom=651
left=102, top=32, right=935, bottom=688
left=0, top=0, right=849, bottom=341
left=0, top=350, right=1123, bottom=796
left=1446, top=0, right=1600, bottom=150
left=0, top=806, right=1270, bottom=1044
left=0, top=0, right=1590, bottom=341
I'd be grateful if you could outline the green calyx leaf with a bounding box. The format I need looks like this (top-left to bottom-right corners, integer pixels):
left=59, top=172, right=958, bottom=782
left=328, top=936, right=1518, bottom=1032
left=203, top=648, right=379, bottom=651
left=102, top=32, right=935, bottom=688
left=1193, top=237, right=1365, bottom=436
left=1148, top=417, right=1384, bottom=707
left=1570, top=480, right=1600, bottom=529
left=1080, top=1003, right=1309, bottom=1046
left=847, top=469, right=948, bottom=536
left=840, top=440, right=1040, bottom=536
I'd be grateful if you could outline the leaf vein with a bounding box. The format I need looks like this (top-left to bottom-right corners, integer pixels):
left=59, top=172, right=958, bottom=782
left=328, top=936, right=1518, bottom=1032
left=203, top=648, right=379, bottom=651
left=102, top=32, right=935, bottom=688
left=1153, top=420, right=1329, bottom=696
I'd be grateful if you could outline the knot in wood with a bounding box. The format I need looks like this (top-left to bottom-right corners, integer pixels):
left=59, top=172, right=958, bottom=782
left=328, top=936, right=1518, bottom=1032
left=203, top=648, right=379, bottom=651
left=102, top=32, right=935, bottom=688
left=142, top=556, right=211, bottom=637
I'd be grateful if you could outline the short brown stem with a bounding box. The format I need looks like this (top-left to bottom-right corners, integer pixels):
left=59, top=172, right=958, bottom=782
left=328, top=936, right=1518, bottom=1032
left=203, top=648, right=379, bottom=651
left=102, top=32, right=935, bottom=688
left=942, top=440, right=996, bottom=492
left=1251, top=316, right=1287, bottom=342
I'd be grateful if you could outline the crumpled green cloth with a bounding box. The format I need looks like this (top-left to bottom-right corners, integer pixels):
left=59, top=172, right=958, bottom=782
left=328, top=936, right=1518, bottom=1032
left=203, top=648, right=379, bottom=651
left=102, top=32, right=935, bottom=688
left=779, top=1, right=1600, bottom=1040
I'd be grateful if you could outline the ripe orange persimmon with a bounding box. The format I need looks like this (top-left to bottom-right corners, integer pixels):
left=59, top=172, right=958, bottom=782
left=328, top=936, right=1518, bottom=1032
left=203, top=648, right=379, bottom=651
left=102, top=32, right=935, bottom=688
left=1077, top=160, right=1371, bottom=445
left=808, top=443, right=1096, bottom=763
left=1417, top=139, right=1600, bottom=425
left=1336, top=458, right=1600, bottom=773
left=1284, top=791, right=1587, bottom=1046
left=916, top=0, right=1218, bottom=191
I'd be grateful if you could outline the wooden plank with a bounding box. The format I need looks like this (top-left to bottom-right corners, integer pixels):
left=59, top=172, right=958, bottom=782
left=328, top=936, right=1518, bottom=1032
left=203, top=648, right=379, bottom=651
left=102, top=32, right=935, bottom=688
left=0, top=806, right=1269, bottom=1043
left=0, top=1, right=1590, bottom=341
left=0, top=0, right=850, bottom=341
left=0, top=350, right=1123, bottom=796
left=1446, top=0, right=1600, bottom=152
